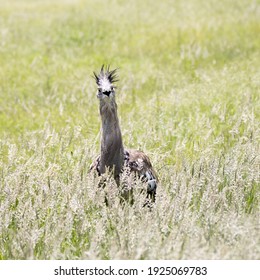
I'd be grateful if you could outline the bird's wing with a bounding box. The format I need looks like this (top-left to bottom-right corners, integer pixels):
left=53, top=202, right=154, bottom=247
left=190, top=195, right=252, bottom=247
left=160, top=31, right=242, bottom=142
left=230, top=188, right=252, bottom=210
left=90, top=149, right=157, bottom=203
left=90, top=150, right=158, bottom=180
left=89, top=154, right=101, bottom=175
left=124, top=149, right=158, bottom=203
left=124, top=149, right=158, bottom=180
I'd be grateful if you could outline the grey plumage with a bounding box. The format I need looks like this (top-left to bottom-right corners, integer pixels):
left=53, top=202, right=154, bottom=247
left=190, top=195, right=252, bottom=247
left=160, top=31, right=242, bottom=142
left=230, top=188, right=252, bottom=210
left=90, top=66, right=158, bottom=205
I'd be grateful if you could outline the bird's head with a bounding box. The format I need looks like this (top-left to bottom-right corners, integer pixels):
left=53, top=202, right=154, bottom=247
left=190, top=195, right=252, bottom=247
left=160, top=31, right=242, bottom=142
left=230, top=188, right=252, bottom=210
left=93, top=65, right=118, bottom=101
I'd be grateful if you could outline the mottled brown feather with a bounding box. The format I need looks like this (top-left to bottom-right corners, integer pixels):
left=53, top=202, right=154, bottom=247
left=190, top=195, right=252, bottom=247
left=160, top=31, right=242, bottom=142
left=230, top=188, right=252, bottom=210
left=90, top=149, right=158, bottom=183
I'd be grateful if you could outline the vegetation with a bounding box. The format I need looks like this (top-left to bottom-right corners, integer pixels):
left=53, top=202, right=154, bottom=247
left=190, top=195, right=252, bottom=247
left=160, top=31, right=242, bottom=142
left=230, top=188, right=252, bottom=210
left=0, top=0, right=259, bottom=259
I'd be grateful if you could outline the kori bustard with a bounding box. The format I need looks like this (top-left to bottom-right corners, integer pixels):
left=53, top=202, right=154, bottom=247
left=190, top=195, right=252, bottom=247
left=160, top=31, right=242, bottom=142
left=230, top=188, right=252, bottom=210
left=90, top=65, right=158, bottom=205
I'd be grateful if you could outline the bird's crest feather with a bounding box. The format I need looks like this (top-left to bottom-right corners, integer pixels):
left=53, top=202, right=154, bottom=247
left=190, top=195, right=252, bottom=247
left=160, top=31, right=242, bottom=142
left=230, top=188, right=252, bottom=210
left=93, top=65, right=118, bottom=89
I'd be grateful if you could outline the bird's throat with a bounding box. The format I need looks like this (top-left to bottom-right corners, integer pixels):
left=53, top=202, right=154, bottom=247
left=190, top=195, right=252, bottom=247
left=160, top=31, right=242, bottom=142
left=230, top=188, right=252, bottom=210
left=99, top=103, right=124, bottom=176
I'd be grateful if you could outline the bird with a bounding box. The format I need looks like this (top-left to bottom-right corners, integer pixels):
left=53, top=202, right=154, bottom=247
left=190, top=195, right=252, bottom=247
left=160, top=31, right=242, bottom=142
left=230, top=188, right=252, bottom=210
left=90, top=65, right=158, bottom=206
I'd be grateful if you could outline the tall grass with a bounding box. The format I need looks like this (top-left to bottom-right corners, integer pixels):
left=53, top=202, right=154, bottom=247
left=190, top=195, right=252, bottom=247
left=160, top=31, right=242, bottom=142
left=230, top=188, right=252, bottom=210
left=0, top=0, right=259, bottom=259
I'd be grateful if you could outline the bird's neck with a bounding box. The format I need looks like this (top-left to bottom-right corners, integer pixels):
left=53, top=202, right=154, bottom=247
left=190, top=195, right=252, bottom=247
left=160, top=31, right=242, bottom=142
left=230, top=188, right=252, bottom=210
left=99, top=101, right=124, bottom=176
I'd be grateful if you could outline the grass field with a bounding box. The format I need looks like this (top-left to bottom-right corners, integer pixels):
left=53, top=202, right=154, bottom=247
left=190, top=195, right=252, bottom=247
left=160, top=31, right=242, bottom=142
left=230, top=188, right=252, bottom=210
left=0, top=0, right=259, bottom=259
